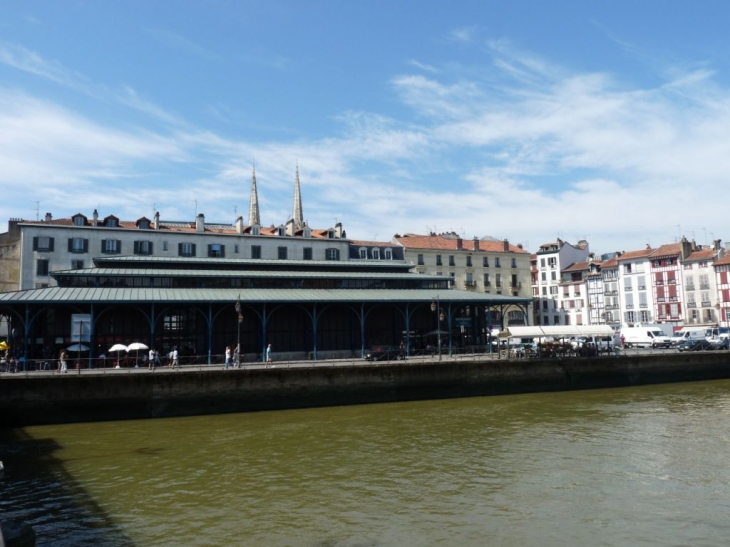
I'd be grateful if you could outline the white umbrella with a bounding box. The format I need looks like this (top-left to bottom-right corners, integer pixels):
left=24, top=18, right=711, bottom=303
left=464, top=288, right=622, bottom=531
left=66, top=343, right=89, bottom=352
left=127, top=342, right=149, bottom=367
left=108, top=343, right=128, bottom=368
left=109, top=343, right=128, bottom=352
left=127, top=342, right=149, bottom=351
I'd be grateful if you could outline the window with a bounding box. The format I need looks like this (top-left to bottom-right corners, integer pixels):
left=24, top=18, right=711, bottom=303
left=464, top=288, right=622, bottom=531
left=234, top=244, right=239, bottom=254
left=36, top=259, right=49, bottom=276
left=511, top=274, right=518, bottom=288
left=624, top=263, right=632, bottom=274
left=162, top=241, right=168, bottom=251
left=624, top=278, right=632, bottom=291
left=551, top=271, right=556, bottom=281
left=208, top=244, right=225, bottom=258
left=625, top=311, right=635, bottom=323
left=484, top=273, right=490, bottom=286
left=639, top=292, right=648, bottom=308
left=417, top=254, right=424, bottom=265
left=466, top=256, right=472, bottom=267
left=540, top=258, right=546, bottom=267
left=278, top=246, right=288, bottom=260
left=449, top=255, right=455, bottom=266
left=483, top=257, right=489, bottom=267
left=178, top=242, right=196, bottom=257
left=359, top=248, right=367, bottom=259
left=542, top=300, right=548, bottom=310
left=101, top=239, right=121, bottom=254
left=105, top=217, right=118, bottom=227
left=511, top=258, right=517, bottom=268
left=466, top=273, right=474, bottom=286
left=639, top=311, right=651, bottom=322
left=326, top=248, right=340, bottom=261
left=303, top=247, right=313, bottom=260
left=541, top=272, right=546, bottom=281
left=372, top=248, right=380, bottom=260
left=495, top=274, right=502, bottom=288
left=384, top=248, right=392, bottom=260
left=32, top=236, right=54, bottom=252
left=134, top=241, right=154, bottom=256
left=637, top=276, right=646, bottom=290
left=71, top=259, right=84, bottom=270
left=68, top=238, right=88, bottom=253
left=495, top=257, right=501, bottom=268
left=251, top=246, right=261, bottom=259
left=138, top=219, right=150, bottom=230
left=436, top=255, right=442, bottom=266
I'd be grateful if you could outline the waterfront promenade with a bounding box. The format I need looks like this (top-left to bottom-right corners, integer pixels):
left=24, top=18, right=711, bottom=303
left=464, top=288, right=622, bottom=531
left=2, top=348, right=729, bottom=428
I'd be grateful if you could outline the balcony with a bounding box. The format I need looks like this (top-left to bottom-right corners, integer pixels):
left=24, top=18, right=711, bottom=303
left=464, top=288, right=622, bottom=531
left=605, top=304, right=619, bottom=310
left=604, top=290, right=618, bottom=296
left=687, top=302, right=697, bottom=308
left=655, top=280, right=664, bottom=286
left=701, top=301, right=712, bottom=307
left=700, top=284, right=710, bottom=290
left=686, top=285, right=695, bottom=291
left=668, top=279, right=676, bottom=285
left=464, top=280, right=476, bottom=288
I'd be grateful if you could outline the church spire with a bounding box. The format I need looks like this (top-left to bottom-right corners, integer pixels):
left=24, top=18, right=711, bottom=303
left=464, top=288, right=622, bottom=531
left=248, top=164, right=260, bottom=227
left=292, top=164, right=304, bottom=229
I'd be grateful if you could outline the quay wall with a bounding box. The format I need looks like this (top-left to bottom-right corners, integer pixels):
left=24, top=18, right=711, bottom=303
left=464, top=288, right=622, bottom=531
left=2, top=353, right=730, bottom=427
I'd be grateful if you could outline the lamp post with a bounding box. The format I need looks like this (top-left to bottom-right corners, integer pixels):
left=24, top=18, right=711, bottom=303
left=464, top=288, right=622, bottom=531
left=234, top=296, right=243, bottom=366
left=430, top=297, right=445, bottom=361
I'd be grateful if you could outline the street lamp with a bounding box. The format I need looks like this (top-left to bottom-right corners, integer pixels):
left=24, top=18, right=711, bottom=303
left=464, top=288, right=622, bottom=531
left=234, top=296, right=243, bottom=366
left=430, top=297, right=445, bottom=361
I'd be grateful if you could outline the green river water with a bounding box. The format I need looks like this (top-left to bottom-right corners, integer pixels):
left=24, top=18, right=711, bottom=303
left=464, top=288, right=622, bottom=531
left=2, top=380, right=730, bottom=546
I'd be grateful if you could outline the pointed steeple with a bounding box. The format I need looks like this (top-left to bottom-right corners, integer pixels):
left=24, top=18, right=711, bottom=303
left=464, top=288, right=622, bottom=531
left=292, top=164, right=304, bottom=229
left=248, top=164, right=260, bottom=227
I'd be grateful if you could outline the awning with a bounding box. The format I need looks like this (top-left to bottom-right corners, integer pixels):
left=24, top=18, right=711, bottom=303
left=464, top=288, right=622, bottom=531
left=502, top=326, right=545, bottom=338
left=577, top=325, right=616, bottom=336
left=540, top=325, right=582, bottom=337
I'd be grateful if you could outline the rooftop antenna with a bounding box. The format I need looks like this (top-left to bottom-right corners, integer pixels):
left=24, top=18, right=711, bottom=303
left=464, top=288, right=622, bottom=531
left=30, top=200, right=39, bottom=220
left=703, top=227, right=707, bottom=246
left=194, top=200, right=198, bottom=217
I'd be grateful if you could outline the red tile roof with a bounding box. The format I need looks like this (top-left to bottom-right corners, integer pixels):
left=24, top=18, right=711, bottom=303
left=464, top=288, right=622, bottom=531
left=395, top=234, right=528, bottom=254
left=650, top=243, right=682, bottom=258
left=616, top=248, right=654, bottom=261
left=683, top=249, right=715, bottom=263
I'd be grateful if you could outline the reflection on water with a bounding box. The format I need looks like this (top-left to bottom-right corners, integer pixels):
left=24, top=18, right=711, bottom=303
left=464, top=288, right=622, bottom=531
left=3, top=380, right=730, bottom=546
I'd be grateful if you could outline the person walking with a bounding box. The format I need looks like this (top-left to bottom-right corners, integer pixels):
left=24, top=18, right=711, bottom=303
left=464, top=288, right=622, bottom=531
left=224, top=346, right=231, bottom=370
left=265, top=343, right=272, bottom=367
left=171, top=347, right=179, bottom=369
left=149, top=348, right=155, bottom=370
left=154, top=348, right=161, bottom=368
left=59, top=349, right=68, bottom=373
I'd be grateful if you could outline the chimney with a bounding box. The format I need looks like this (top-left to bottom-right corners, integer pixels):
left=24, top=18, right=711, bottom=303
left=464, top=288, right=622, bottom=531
left=456, top=237, right=462, bottom=250
left=286, top=218, right=296, bottom=236
left=235, top=216, right=244, bottom=234
left=196, top=213, right=205, bottom=233
left=503, top=238, right=509, bottom=252
left=45, top=212, right=52, bottom=222
left=680, top=236, right=693, bottom=260
left=153, top=211, right=160, bottom=230
left=335, top=222, right=344, bottom=239
left=473, top=237, right=479, bottom=251
left=92, top=209, right=98, bottom=226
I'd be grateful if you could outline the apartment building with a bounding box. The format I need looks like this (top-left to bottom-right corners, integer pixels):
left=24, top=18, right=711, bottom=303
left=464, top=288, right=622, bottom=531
left=533, top=239, right=590, bottom=325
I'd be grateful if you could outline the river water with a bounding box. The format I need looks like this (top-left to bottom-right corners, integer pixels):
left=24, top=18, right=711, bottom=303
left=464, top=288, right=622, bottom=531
left=2, top=380, right=730, bottom=546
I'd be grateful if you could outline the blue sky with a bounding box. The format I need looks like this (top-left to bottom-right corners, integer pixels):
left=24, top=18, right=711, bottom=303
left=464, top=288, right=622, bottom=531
left=2, top=1, right=730, bottom=255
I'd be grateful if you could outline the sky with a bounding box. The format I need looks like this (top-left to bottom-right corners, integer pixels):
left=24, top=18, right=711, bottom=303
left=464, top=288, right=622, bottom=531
left=2, top=1, right=730, bottom=256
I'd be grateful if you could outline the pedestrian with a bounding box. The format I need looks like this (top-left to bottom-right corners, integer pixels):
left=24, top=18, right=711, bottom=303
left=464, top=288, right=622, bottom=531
left=59, top=349, right=68, bottom=373
left=154, top=348, right=161, bottom=368
left=620, top=334, right=625, bottom=348
left=149, top=348, right=155, bottom=370
left=98, top=353, right=106, bottom=369
left=171, top=347, right=179, bottom=369
left=224, top=345, right=231, bottom=370
left=399, top=340, right=406, bottom=360
left=265, top=343, right=272, bottom=366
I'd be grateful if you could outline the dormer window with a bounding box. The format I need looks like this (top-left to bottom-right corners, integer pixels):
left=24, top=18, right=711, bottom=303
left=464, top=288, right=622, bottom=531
left=372, top=248, right=380, bottom=260
left=278, top=226, right=286, bottom=237
left=384, top=248, right=392, bottom=260
left=72, top=215, right=86, bottom=226
left=136, top=218, right=151, bottom=230
left=328, top=230, right=335, bottom=239
left=104, top=215, right=119, bottom=227
left=359, top=248, right=367, bottom=259
left=252, top=226, right=260, bottom=236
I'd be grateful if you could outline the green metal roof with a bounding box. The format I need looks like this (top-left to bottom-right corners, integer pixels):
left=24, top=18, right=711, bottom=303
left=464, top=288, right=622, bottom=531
left=94, top=255, right=413, bottom=270
left=53, top=268, right=441, bottom=280
left=0, top=286, right=532, bottom=305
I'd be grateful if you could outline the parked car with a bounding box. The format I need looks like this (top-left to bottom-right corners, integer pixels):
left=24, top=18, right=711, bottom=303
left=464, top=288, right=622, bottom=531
left=709, top=338, right=730, bottom=350
left=677, top=339, right=714, bottom=352
left=365, top=345, right=403, bottom=361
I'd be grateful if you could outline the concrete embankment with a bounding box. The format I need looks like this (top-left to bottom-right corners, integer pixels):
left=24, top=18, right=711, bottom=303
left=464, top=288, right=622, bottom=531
left=2, top=352, right=730, bottom=427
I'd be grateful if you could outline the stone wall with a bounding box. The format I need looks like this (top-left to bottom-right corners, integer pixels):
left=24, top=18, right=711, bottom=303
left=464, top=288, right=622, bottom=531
left=2, top=352, right=730, bottom=427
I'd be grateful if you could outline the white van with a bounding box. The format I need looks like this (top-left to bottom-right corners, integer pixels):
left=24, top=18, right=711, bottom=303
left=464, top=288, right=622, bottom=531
left=672, top=327, right=715, bottom=345
left=621, top=327, right=672, bottom=349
